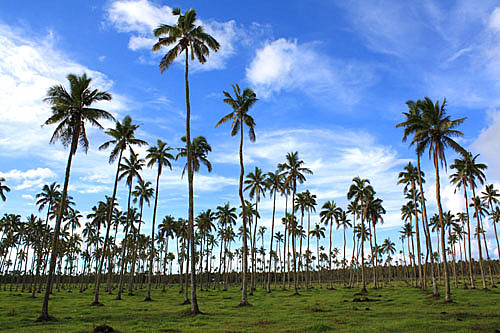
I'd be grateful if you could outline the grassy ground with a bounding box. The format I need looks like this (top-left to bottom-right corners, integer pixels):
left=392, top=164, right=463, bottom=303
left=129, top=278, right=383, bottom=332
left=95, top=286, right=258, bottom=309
left=0, top=281, right=499, bottom=332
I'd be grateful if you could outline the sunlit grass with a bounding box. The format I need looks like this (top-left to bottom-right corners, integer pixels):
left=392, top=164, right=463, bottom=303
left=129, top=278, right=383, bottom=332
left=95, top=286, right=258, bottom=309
left=0, top=280, right=499, bottom=332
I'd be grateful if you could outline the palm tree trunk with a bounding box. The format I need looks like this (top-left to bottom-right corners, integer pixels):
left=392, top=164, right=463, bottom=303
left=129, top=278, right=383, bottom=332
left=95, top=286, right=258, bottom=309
left=146, top=167, right=161, bottom=301
left=92, top=149, right=123, bottom=305
left=291, top=185, right=299, bottom=295
left=463, top=186, right=475, bottom=288
left=267, top=190, right=276, bottom=293
left=238, top=103, right=249, bottom=306
left=116, top=184, right=133, bottom=300
left=434, top=153, right=451, bottom=302
left=329, top=217, right=333, bottom=288
left=39, top=131, right=78, bottom=321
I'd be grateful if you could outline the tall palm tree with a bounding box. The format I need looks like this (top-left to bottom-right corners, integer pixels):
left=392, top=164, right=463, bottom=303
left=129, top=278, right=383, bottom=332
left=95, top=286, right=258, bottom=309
left=265, top=170, right=283, bottom=292
left=216, top=83, right=257, bottom=306
left=39, top=73, right=113, bottom=321
left=116, top=152, right=145, bottom=300
left=153, top=7, right=219, bottom=314
left=0, top=177, right=10, bottom=201
left=347, top=177, right=374, bottom=293
left=397, top=162, right=424, bottom=289
left=244, top=166, right=266, bottom=294
left=481, top=184, right=500, bottom=260
left=92, top=115, right=146, bottom=305
left=320, top=200, right=341, bottom=288
left=396, top=100, right=439, bottom=296
left=279, top=152, right=313, bottom=295
left=336, top=209, right=351, bottom=287
left=414, top=97, right=466, bottom=302
left=145, top=139, right=174, bottom=301
left=309, top=223, right=326, bottom=286
left=177, top=136, right=212, bottom=177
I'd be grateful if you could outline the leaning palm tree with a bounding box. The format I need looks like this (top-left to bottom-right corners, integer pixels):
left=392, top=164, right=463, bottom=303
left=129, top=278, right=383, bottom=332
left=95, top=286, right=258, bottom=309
left=0, top=177, right=10, bottom=201
left=216, top=83, right=258, bottom=306
left=153, top=7, right=219, bottom=314
left=92, top=115, right=146, bottom=306
left=39, top=73, right=113, bottom=321
left=414, top=97, right=466, bottom=302
left=145, top=139, right=174, bottom=301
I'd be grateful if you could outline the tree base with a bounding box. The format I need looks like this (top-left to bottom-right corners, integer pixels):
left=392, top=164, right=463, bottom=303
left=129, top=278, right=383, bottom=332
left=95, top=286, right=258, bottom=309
left=36, top=314, right=56, bottom=322
left=237, top=300, right=252, bottom=307
left=90, top=301, right=104, bottom=306
left=291, top=292, right=300, bottom=296
left=144, top=297, right=153, bottom=302
left=181, top=299, right=191, bottom=305
left=127, top=292, right=134, bottom=296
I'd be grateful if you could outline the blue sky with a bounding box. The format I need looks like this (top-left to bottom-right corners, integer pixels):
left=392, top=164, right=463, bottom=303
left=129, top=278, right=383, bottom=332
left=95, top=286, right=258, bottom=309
left=1, top=0, right=500, bottom=261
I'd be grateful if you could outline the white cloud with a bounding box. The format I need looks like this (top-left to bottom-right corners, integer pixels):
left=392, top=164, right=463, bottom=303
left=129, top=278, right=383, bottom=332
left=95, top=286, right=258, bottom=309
left=245, top=38, right=375, bottom=103
left=471, top=109, right=500, bottom=180
left=105, top=0, right=238, bottom=71
left=22, top=194, right=34, bottom=200
left=489, top=7, right=500, bottom=31
left=0, top=167, right=56, bottom=190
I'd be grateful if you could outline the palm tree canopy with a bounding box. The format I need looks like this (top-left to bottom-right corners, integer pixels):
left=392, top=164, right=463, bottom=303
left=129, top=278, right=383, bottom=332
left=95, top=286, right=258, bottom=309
left=146, top=139, right=175, bottom=175
left=216, top=84, right=258, bottom=142
left=44, top=73, right=114, bottom=154
left=99, top=115, right=147, bottom=163
left=152, top=8, right=220, bottom=72
left=177, top=135, right=212, bottom=177
left=244, top=167, right=267, bottom=202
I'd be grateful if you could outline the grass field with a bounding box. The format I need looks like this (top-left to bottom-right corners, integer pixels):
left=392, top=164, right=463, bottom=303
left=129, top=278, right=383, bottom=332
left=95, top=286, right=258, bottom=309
left=0, top=282, right=499, bottom=332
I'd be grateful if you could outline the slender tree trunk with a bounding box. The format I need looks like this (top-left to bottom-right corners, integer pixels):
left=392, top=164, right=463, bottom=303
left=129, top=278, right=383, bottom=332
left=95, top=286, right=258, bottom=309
left=92, top=150, right=123, bottom=305
left=116, top=184, right=133, bottom=300
left=267, top=190, right=276, bottom=293
left=146, top=167, right=161, bottom=301
left=38, top=131, right=78, bottom=321
left=433, top=152, right=451, bottom=302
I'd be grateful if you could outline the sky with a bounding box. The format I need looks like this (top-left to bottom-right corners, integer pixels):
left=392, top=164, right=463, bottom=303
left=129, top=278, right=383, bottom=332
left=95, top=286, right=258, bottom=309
left=1, top=0, right=500, bottom=262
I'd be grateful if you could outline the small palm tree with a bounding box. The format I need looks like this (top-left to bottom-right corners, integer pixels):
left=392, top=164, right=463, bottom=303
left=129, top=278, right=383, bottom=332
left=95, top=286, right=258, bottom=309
left=216, top=83, right=258, bottom=306
left=265, top=169, right=283, bottom=292
left=145, top=140, right=174, bottom=301
left=39, top=73, right=113, bottom=321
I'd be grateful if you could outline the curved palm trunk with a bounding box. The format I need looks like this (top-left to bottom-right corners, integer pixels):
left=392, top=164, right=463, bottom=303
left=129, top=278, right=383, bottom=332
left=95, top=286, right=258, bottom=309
left=410, top=180, right=423, bottom=289
left=145, top=167, right=161, bottom=301
left=433, top=153, right=451, bottom=302
left=92, top=150, right=123, bottom=305
left=238, top=106, right=249, bottom=306
left=39, top=130, right=78, bottom=321
left=267, top=190, right=277, bottom=293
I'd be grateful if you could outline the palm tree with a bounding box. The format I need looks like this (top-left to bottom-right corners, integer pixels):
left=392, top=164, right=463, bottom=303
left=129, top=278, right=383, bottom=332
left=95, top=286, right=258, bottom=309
left=265, top=170, right=283, bottom=292
left=244, top=166, right=266, bottom=294
left=128, top=178, right=154, bottom=295
left=216, top=83, right=258, bottom=306
left=347, top=177, right=374, bottom=293
left=336, top=209, right=351, bottom=287
left=0, top=177, right=10, bottom=201
left=116, top=152, right=145, bottom=300
left=481, top=184, right=500, bottom=260
left=177, top=136, right=212, bottom=177
left=320, top=200, right=341, bottom=288
left=414, top=97, right=466, bottom=302
left=145, top=139, right=174, bottom=301
left=310, top=224, right=326, bottom=286
left=153, top=7, right=219, bottom=314
left=92, top=115, right=146, bottom=305
left=398, top=162, right=424, bottom=289
left=39, top=73, right=113, bottom=321
left=396, top=99, right=439, bottom=296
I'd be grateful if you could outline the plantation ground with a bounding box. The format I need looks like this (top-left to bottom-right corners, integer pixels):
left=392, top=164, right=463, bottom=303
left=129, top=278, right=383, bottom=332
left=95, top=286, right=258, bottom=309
left=0, top=282, right=499, bottom=332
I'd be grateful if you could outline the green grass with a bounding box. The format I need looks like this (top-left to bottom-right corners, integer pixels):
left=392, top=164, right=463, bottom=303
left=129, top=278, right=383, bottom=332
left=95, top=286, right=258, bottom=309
left=0, top=281, right=499, bottom=332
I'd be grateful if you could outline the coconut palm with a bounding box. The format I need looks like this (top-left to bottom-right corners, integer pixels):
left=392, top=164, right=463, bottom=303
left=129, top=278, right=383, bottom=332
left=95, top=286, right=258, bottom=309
left=145, top=140, right=174, bottom=301
left=336, top=209, right=351, bottom=287
left=39, top=73, right=113, bottom=321
left=414, top=97, right=466, bottom=302
left=481, top=184, right=500, bottom=260
left=0, top=177, right=10, bottom=202
left=216, top=83, right=258, bottom=306
left=396, top=99, right=439, bottom=296
left=116, top=151, right=145, bottom=300
left=265, top=170, right=283, bottom=292
left=309, top=224, right=325, bottom=286
left=177, top=136, right=212, bottom=177
left=92, top=115, right=146, bottom=305
left=244, top=166, right=266, bottom=294
left=320, top=200, right=341, bottom=287
left=347, top=177, right=374, bottom=293
left=153, top=7, right=219, bottom=314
